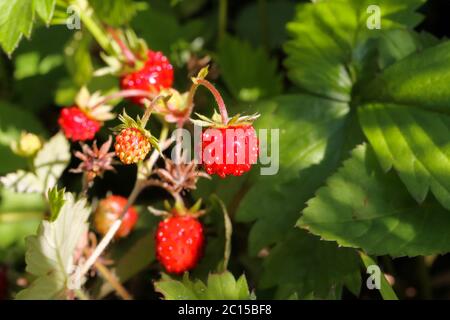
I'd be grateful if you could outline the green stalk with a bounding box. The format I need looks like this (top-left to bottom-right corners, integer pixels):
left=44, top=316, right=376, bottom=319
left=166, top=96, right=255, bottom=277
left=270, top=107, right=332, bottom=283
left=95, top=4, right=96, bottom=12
left=218, top=0, right=228, bottom=43
left=258, top=0, right=270, bottom=50
left=77, top=6, right=111, bottom=54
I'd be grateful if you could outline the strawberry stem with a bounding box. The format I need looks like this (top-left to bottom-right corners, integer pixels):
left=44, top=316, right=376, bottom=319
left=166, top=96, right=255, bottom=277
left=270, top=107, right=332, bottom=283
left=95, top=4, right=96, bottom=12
left=107, top=27, right=137, bottom=67
left=93, top=89, right=156, bottom=109
left=195, top=79, right=229, bottom=124
left=141, top=94, right=169, bottom=128
left=76, top=2, right=111, bottom=54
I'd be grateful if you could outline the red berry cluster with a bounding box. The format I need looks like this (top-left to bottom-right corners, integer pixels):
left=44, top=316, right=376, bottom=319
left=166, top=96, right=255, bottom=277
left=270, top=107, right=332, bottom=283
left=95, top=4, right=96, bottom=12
left=121, top=50, right=174, bottom=105
left=201, top=125, right=259, bottom=178
left=155, top=215, right=204, bottom=274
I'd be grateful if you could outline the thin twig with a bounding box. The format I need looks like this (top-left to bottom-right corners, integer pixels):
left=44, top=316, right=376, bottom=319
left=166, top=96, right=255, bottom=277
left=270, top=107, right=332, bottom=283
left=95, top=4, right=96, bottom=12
left=95, top=261, right=133, bottom=300
left=92, top=89, right=160, bottom=109
left=195, top=79, right=229, bottom=123
left=73, top=127, right=173, bottom=283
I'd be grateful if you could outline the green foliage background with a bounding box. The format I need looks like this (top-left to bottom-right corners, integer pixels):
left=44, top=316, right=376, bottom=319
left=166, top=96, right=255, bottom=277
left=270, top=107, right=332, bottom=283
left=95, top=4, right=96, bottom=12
left=1, top=0, right=450, bottom=300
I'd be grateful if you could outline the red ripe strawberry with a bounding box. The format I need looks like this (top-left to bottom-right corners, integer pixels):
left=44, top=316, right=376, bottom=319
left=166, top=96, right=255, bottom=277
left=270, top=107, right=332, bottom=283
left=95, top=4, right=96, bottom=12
left=201, top=125, right=259, bottom=178
left=156, top=215, right=204, bottom=274
left=58, top=107, right=101, bottom=142
left=94, top=195, right=138, bottom=239
left=115, top=127, right=151, bottom=164
left=58, top=88, right=115, bottom=142
left=189, top=70, right=260, bottom=178
left=121, top=50, right=174, bottom=105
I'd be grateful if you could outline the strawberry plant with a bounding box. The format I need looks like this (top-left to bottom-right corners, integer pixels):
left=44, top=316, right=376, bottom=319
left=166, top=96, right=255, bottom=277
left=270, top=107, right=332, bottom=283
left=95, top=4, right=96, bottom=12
left=0, top=0, right=450, bottom=301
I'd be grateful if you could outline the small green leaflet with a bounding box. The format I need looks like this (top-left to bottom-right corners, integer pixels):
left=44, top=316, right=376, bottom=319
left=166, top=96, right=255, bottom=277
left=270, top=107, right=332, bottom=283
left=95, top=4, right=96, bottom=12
left=0, top=0, right=57, bottom=55
left=0, top=132, right=70, bottom=193
left=16, top=191, right=91, bottom=300
left=154, top=272, right=253, bottom=300
left=47, top=186, right=65, bottom=221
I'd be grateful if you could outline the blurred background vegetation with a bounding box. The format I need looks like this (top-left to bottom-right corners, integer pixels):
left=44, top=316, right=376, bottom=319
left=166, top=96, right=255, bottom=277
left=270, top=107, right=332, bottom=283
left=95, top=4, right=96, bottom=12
left=0, top=0, right=450, bottom=300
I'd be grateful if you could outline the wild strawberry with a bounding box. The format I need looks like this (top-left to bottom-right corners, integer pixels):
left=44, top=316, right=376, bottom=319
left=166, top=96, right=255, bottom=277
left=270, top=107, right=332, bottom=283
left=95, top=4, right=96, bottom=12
left=121, top=50, right=174, bottom=105
left=189, top=69, right=259, bottom=178
left=58, top=87, right=115, bottom=142
left=113, top=111, right=159, bottom=165
left=59, top=107, right=101, bottom=141
left=201, top=125, right=259, bottom=178
left=94, top=195, right=138, bottom=239
left=156, top=215, right=204, bottom=274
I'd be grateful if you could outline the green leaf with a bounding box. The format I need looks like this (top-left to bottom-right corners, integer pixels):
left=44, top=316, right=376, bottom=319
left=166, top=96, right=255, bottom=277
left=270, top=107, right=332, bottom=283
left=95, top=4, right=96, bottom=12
left=260, top=230, right=360, bottom=298
left=359, top=253, right=398, bottom=300
left=300, top=144, right=450, bottom=257
left=284, top=0, right=424, bottom=101
left=0, top=0, right=35, bottom=55
left=361, top=41, right=450, bottom=113
left=35, top=0, right=56, bottom=25
left=16, top=192, right=91, bottom=300
left=359, top=103, right=450, bottom=210
left=47, top=186, right=65, bottom=221
left=235, top=95, right=352, bottom=255
left=0, top=0, right=57, bottom=55
left=1, top=132, right=70, bottom=193
left=218, top=36, right=282, bottom=102
left=154, top=272, right=253, bottom=300
left=0, top=101, right=46, bottom=173
left=231, top=95, right=362, bottom=298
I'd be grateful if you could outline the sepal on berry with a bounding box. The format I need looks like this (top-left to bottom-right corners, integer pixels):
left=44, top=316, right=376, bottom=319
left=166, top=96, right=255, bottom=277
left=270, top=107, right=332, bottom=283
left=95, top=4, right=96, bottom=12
left=94, top=29, right=148, bottom=77
left=191, top=111, right=260, bottom=128
left=112, top=110, right=159, bottom=151
left=75, top=87, right=115, bottom=122
left=148, top=198, right=206, bottom=219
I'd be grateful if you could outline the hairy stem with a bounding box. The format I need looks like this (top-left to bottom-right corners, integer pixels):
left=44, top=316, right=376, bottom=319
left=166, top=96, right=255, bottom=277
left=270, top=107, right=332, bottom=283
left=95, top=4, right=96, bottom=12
left=93, top=89, right=157, bottom=109
left=141, top=94, right=168, bottom=128
left=95, top=261, right=132, bottom=300
left=107, top=27, right=136, bottom=66
left=195, top=79, right=229, bottom=124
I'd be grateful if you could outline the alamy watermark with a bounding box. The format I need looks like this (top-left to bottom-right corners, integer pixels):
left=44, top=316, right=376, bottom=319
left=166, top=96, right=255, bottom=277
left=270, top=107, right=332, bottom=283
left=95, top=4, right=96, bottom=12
left=170, top=126, right=279, bottom=176
left=367, top=5, right=381, bottom=30
left=66, top=5, right=81, bottom=30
